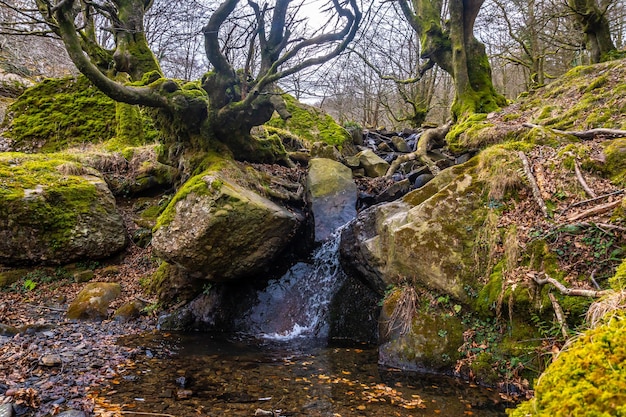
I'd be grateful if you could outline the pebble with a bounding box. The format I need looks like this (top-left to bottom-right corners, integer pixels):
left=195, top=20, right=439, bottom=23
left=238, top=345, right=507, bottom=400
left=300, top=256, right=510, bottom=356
left=40, top=354, right=63, bottom=367
left=56, top=411, right=86, bottom=417
left=0, top=404, right=15, bottom=417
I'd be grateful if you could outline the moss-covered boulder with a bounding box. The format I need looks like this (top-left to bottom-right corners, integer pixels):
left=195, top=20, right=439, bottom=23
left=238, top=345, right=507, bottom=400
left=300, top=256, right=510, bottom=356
left=67, top=282, right=121, bottom=320
left=0, top=153, right=127, bottom=265
left=306, top=158, right=357, bottom=241
left=356, top=149, right=390, bottom=178
left=152, top=161, right=303, bottom=282
left=265, top=95, right=350, bottom=148
left=508, top=311, right=626, bottom=417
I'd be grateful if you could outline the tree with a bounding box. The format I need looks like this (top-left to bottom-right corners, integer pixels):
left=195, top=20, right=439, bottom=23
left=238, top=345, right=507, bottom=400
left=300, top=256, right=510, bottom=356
left=396, top=0, right=506, bottom=119
left=567, top=0, right=616, bottom=63
left=31, top=0, right=361, bottom=168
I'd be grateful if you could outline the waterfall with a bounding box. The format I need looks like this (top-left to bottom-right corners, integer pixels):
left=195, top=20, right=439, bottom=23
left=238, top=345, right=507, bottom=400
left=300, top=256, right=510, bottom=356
left=240, top=229, right=346, bottom=340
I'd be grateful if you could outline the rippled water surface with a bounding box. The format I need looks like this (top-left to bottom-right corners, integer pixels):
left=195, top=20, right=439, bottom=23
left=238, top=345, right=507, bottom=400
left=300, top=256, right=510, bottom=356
left=105, top=332, right=512, bottom=417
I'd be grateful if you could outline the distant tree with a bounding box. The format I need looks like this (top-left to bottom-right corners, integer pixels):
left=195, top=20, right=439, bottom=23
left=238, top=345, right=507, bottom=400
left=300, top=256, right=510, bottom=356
left=567, top=0, right=616, bottom=62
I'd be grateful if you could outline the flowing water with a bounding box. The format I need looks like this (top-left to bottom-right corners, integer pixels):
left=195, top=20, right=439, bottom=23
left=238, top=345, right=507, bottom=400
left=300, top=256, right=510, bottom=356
left=104, top=231, right=512, bottom=416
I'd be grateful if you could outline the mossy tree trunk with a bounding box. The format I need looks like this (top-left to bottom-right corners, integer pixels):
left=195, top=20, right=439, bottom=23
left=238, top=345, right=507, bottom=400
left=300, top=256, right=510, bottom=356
left=398, top=0, right=506, bottom=119
left=568, top=0, right=616, bottom=63
left=34, top=0, right=360, bottom=167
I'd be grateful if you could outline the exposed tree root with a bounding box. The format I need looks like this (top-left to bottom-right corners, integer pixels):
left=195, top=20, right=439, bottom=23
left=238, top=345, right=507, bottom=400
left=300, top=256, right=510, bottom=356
left=522, top=123, right=626, bottom=139
left=518, top=151, right=550, bottom=218
left=561, top=189, right=624, bottom=214
left=531, top=272, right=613, bottom=298
left=566, top=200, right=621, bottom=222
left=548, top=293, right=569, bottom=339
left=385, top=121, right=452, bottom=178
left=574, top=160, right=596, bottom=198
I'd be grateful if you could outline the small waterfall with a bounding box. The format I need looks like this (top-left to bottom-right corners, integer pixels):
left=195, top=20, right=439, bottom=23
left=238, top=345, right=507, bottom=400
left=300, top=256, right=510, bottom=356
left=240, top=230, right=346, bottom=340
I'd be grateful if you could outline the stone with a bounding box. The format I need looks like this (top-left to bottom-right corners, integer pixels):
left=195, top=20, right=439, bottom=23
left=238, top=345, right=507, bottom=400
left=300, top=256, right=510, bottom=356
left=72, top=270, right=94, bottom=283
left=113, top=300, right=144, bottom=322
left=40, top=354, right=63, bottom=367
left=0, top=404, right=15, bottom=417
left=391, top=136, right=411, bottom=153
left=306, top=158, right=358, bottom=242
left=56, top=411, right=86, bottom=417
left=153, top=168, right=302, bottom=282
left=356, top=149, right=390, bottom=177
left=0, top=154, right=127, bottom=265
left=67, top=282, right=121, bottom=320
left=310, top=142, right=343, bottom=161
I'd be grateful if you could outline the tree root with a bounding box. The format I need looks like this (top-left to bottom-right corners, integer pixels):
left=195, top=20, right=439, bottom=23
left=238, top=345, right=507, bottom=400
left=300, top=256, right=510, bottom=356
left=548, top=293, right=569, bottom=339
left=518, top=151, right=550, bottom=218
left=574, top=160, right=596, bottom=198
left=385, top=121, right=452, bottom=178
left=566, top=200, right=621, bottom=222
left=531, top=272, right=613, bottom=298
left=522, top=123, right=626, bottom=139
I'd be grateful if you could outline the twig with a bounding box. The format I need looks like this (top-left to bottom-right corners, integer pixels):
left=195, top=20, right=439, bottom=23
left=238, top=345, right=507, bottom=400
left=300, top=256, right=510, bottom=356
left=518, top=151, right=549, bottom=218
left=121, top=412, right=176, bottom=417
left=590, top=269, right=601, bottom=290
left=522, top=123, right=626, bottom=139
left=566, top=200, right=621, bottom=222
left=561, top=189, right=624, bottom=213
left=574, top=160, right=596, bottom=198
left=24, top=303, right=66, bottom=312
left=531, top=272, right=612, bottom=298
left=548, top=293, right=569, bottom=339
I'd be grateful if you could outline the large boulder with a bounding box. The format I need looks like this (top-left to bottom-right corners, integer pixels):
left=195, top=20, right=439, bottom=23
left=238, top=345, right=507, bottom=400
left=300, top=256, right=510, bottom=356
left=340, top=159, right=485, bottom=301
left=306, top=158, right=357, bottom=241
left=0, top=153, right=127, bottom=265
left=152, top=162, right=303, bottom=282
left=356, top=149, right=390, bottom=177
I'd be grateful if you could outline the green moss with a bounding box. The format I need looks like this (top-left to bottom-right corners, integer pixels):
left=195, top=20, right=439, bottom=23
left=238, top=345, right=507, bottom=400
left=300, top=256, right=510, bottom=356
left=609, top=258, right=626, bottom=290
left=446, top=113, right=493, bottom=153
left=0, top=269, right=28, bottom=288
left=601, top=138, right=626, bottom=187
left=3, top=76, right=117, bottom=151
left=265, top=95, right=350, bottom=147
left=508, top=312, right=626, bottom=417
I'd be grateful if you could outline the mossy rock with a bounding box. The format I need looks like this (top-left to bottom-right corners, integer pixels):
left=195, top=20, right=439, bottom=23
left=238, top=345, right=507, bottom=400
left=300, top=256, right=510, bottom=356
left=601, top=137, right=626, bottom=187
left=2, top=76, right=116, bottom=152
left=0, top=152, right=127, bottom=264
left=508, top=312, right=626, bottom=417
left=265, top=95, right=350, bottom=148
left=113, top=300, right=144, bottom=322
left=0, top=269, right=28, bottom=288
left=152, top=159, right=303, bottom=282
left=66, top=282, right=121, bottom=320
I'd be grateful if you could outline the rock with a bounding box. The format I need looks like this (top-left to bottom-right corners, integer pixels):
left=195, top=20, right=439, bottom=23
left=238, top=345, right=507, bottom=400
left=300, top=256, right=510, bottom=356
left=0, top=153, right=127, bottom=265
left=113, top=300, right=144, bottom=322
left=40, top=354, right=63, bottom=367
left=0, top=323, right=19, bottom=336
left=413, top=173, right=434, bottom=188
left=340, top=160, right=483, bottom=301
left=310, top=142, right=343, bottom=161
left=132, top=228, right=152, bottom=248
left=56, top=411, right=86, bottom=417
left=356, top=149, right=390, bottom=177
left=376, top=179, right=412, bottom=204
left=152, top=165, right=302, bottom=282
left=0, top=269, right=27, bottom=288
left=0, top=404, right=15, bottom=417
left=377, top=142, right=392, bottom=152
left=306, top=158, right=358, bottom=241
left=176, top=389, right=193, bottom=400
left=72, top=270, right=94, bottom=283
left=67, top=282, right=121, bottom=320
left=391, top=136, right=411, bottom=153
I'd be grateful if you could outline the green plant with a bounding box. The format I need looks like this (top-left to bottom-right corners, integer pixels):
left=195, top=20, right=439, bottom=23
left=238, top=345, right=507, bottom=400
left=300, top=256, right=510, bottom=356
left=23, top=279, right=37, bottom=291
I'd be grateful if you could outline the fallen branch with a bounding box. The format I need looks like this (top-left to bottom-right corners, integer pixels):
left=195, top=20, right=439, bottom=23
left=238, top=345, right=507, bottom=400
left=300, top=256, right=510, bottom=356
left=121, top=412, right=176, bottom=417
left=574, top=160, right=596, bottom=198
left=518, top=151, right=550, bottom=218
left=24, top=303, right=65, bottom=312
left=548, top=292, right=569, bottom=339
left=385, top=122, right=452, bottom=178
left=531, top=272, right=612, bottom=298
left=561, top=189, right=624, bottom=214
left=566, top=200, right=621, bottom=222
left=522, top=123, right=626, bottom=140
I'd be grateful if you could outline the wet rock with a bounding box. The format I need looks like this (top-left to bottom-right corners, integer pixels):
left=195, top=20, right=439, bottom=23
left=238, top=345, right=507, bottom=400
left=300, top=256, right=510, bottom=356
left=376, top=179, right=412, bottom=204
left=391, top=136, right=411, bottom=153
left=153, top=167, right=302, bottom=282
left=413, top=173, right=434, bottom=189
left=356, top=149, right=390, bottom=177
left=0, top=403, right=14, bottom=417
left=67, top=282, right=121, bottom=320
left=306, top=158, right=357, bottom=241
left=56, top=410, right=86, bottom=417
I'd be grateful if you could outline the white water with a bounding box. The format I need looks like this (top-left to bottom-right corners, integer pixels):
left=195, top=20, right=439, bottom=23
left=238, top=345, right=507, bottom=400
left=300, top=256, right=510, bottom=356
left=242, top=230, right=346, bottom=340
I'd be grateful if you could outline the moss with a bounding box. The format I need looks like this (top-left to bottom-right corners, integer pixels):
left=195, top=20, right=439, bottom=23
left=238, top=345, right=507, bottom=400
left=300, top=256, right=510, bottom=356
left=601, top=138, right=626, bottom=187
left=265, top=94, right=350, bottom=148
left=508, top=312, right=626, bottom=417
left=3, top=76, right=117, bottom=151
left=446, top=113, right=493, bottom=153
left=0, top=269, right=29, bottom=288
left=609, top=258, right=626, bottom=290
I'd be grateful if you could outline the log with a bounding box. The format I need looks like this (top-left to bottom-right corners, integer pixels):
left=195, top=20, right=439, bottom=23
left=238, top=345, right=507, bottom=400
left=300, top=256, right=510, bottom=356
left=566, top=200, right=621, bottom=222
left=522, top=122, right=626, bottom=139
left=518, top=151, right=550, bottom=218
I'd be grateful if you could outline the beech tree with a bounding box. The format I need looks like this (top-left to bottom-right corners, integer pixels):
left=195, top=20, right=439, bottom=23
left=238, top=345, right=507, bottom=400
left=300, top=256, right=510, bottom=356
left=567, top=0, right=616, bottom=63
left=396, top=0, right=506, bottom=119
left=30, top=0, right=360, bottom=167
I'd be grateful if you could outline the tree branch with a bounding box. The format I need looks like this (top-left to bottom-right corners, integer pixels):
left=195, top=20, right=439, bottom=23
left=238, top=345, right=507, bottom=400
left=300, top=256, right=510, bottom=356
left=532, top=272, right=612, bottom=298
left=574, top=160, right=596, bottom=198
left=523, top=123, right=626, bottom=140
left=518, top=151, right=550, bottom=218
left=566, top=200, right=621, bottom=223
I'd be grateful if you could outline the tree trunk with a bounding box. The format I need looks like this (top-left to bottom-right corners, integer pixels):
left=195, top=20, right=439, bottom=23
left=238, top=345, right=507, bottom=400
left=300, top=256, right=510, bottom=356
left=568, top=0, right=616, bottom=63
left=403, top=0, right=506, bottom=119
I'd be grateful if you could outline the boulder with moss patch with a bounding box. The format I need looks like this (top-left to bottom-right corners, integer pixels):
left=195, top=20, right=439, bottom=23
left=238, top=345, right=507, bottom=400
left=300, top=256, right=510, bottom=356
left=0, top=153, right=127, bottom=264
left=67, top=282, right=121, bottom=320
left=152, top=161, right=303, bottom=282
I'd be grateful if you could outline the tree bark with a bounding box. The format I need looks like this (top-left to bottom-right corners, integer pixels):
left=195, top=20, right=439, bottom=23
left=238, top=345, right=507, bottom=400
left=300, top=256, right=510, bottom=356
left=568, top=0, right=616, bottom=63
left=399, top=0, right=506, bottom=119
